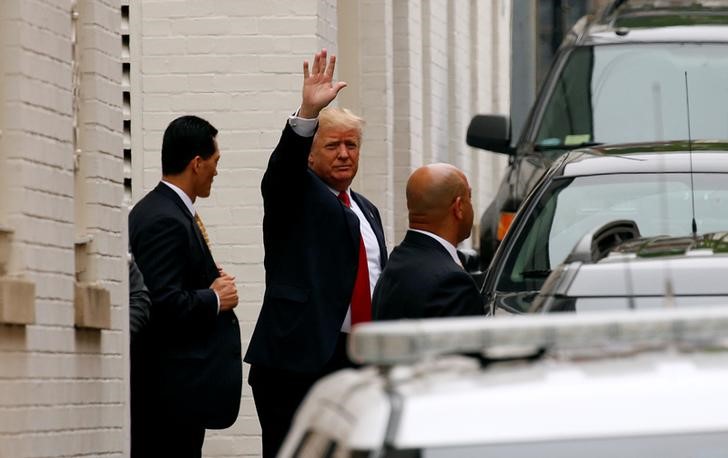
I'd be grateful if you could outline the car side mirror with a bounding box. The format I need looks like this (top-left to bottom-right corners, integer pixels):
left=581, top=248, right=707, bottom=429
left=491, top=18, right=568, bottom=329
left=466, top=114, right=513, bottom=155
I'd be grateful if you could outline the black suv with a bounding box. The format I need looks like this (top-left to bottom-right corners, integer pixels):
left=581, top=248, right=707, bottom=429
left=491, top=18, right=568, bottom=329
left=467, top=0, right=728, bottom=265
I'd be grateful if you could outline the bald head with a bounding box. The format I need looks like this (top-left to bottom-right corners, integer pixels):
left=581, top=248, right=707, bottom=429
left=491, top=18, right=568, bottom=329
left=407, top=163, right=466, bottom=219
left=406, top=163, right=473, bottom=244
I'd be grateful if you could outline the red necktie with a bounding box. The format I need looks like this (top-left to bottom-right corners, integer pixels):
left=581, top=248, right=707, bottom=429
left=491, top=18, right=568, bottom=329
left=338, top=191, right=372, bottom=325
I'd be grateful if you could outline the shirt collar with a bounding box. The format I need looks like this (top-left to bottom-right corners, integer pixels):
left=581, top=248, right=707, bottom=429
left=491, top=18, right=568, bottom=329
left=409, top=229, right=462, bottom=267
left=161, top=180, right=195, bottom=216
left=328, top=186, right=351, bottom=201
left=326, top=185, right=351, bottom=198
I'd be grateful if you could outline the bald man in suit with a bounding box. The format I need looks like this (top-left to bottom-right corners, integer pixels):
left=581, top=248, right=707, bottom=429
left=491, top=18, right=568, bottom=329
left=373, top=163, right=484, bottom=320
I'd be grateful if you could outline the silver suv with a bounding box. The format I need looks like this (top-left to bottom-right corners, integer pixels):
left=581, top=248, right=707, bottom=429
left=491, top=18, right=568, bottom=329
left=467, top=0, right=728, bottom=264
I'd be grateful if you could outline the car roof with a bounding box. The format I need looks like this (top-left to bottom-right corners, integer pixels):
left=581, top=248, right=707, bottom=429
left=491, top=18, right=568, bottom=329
left=555, top=142, right=728, bottom=177
left=282, top=308, right=728, bottom=452
left=569, top=0, right=728, bottom=46
left=612, top=232, right=728, bottom=257
left=287, top=350, right=728, bottom=449
left=392, top=351, right=728, bottom=448
left=584, top=25, right=728, bottom=44
left=547, top=232, right=728, bottom=298
left=567, top=253, right=728, bottom=297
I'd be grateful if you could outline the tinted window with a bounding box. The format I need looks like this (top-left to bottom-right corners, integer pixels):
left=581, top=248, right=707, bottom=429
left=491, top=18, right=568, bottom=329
left=536, top=44, right=728, bottom=148
left=497, top=172, right=728, bottom=294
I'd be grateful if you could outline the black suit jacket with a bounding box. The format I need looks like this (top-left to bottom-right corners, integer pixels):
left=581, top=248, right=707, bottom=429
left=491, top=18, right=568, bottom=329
left=129, top=254, right=150, bottom=345
left=372, top=230, right=484, bottom=319
left=244, top=123, right=387, bottom=373
left=129, top=183, right=242, bottom=429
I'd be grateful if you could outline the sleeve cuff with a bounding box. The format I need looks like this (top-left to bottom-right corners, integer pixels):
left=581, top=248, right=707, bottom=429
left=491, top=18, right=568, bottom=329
left=288, top=108, right=318, bottom=137
left=214, top=291, right=220, bottom=314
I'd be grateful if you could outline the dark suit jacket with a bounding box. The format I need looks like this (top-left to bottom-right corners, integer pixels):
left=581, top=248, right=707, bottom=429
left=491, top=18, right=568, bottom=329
left=372, top=230, right=484, bottom=319
left=128, top=253, right=151, bottom=455
left=129, top=254, right=150, bottom=345
left=129, top=183, right=242, bottom=429
left=244, top=123, right=387, bottom=373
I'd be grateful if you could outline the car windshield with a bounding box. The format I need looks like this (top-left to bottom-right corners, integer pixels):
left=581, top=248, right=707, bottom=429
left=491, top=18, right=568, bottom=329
left=535, top=44, right=728, bottom=149
left=497, top=172, right=728, bottom=294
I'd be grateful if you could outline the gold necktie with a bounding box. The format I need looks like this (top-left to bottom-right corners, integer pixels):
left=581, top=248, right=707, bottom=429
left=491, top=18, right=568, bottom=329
left=194, top=212, right=210, bottom=247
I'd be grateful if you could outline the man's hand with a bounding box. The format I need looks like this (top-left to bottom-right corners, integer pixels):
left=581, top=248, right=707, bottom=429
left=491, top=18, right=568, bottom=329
left=299, top=49, right=348, bottom=119
left=211, top=271, right=238, bottom=311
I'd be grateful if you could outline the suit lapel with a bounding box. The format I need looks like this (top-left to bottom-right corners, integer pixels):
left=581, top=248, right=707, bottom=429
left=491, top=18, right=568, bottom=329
left=341, top=197, right=361, bottom=253
left=153, top=183, right=216, bottom=266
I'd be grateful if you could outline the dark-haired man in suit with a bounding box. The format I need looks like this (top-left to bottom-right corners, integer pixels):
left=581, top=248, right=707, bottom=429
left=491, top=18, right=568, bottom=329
left=372, top=163, right=484, bottom=320
left=245, top=49, right=388, bottom=457
left=129, top=115, right=242, bottom=458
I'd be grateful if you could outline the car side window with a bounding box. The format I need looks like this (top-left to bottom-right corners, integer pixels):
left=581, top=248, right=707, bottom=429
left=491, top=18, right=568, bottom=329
left=536, top=47, right=595, bottom=148
left=498, top=172, right=728, bottom=299
left=535, top=44, right=728, bottom=147
left=498, top=178, right=571, bottom=295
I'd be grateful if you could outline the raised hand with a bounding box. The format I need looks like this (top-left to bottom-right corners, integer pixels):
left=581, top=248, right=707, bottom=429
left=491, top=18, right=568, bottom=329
left=299, top=49, right=348, bottom=119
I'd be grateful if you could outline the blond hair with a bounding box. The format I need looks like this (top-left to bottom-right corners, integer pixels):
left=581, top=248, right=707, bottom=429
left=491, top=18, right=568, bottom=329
left=317, top=107, right=365, bottom=141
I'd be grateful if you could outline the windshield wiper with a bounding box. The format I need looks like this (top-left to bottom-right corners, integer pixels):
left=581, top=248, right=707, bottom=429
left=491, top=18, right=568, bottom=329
left=535, top=141, right=604, bottom=151
left=520, top=269, right=552, bottom=278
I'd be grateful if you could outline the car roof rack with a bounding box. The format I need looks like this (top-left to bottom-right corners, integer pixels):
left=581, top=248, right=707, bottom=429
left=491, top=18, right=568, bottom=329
left=349, top=306, right=728, bottom=366
left=597, top=0, right=728, bottom=25
left=601, top=0, right=629, bottom=21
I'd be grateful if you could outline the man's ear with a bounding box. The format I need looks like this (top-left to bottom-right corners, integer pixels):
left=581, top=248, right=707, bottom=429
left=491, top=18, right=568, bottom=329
left=190, top=155, right=201, bottom=174
left=453, top=196, right=464, bottom=220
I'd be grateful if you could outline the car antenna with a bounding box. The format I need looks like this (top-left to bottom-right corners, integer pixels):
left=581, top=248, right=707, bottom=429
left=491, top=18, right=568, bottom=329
left=659, top=72, right=698, bottom=311
left=684, top=71, right=698, bottom=239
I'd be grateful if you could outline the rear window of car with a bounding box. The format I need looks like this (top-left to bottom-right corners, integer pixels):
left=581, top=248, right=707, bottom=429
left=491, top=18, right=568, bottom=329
left=535, top=43, right=728, bottom=149
left=498, top=172, right=728, bottom=294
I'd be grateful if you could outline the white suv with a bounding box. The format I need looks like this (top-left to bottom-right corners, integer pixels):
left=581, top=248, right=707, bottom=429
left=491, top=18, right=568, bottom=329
left=280, top=307, right=728, bottom=457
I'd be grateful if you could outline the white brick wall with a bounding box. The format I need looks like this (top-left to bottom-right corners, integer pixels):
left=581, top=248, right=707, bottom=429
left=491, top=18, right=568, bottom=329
left=0, top=0, right=512, bottom=455
left=392, top=0, right=424, bottom=240
left=0, top=0, right=126, bottom=456
left=131, top=1, right=511, bottom=456
left=340, top=0, right=511, bottom=245
left=135, top=1, right=338, bottom=456
left=473, top=0, right=511, bottom=243
left=337, top=0, right=397, bottom=242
